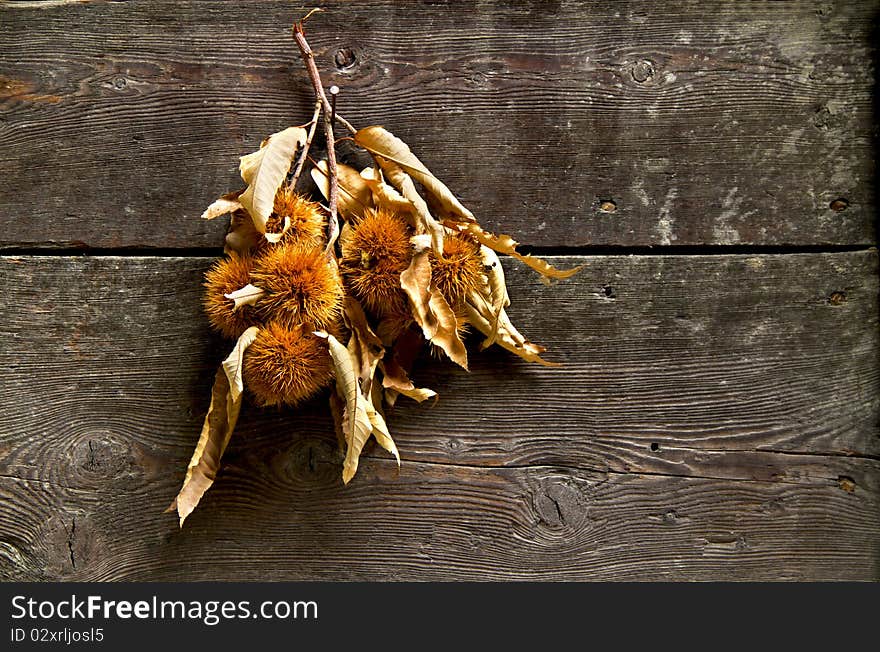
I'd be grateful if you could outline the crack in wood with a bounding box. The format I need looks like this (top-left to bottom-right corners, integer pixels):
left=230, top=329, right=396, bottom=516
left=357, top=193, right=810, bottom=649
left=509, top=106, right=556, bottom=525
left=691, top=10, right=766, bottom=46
left=360, top=454, right=868, bottom=486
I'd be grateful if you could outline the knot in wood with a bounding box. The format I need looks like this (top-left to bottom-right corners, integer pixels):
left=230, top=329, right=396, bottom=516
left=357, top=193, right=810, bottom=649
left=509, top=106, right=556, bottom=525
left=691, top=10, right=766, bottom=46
left=631, top=60, right=655, bottom=84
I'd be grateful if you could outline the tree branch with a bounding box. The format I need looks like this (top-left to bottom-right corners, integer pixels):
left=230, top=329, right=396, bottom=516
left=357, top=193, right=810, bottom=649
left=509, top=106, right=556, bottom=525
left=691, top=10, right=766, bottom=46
left=292, top=19, right=340, bottom=252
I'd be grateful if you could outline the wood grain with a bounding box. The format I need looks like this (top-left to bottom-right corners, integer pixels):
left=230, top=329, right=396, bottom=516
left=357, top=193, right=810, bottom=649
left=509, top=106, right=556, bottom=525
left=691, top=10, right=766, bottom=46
left=0, top=252, right=876, bottom=580
left=0, top=1, right=875, bottom=249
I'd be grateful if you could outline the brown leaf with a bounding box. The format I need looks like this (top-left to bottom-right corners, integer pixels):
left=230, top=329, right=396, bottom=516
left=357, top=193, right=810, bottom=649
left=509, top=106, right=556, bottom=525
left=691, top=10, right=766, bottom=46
left=365, top=399, right=399, bottom=465
left=202, top=191, right=244, bottom=221
left=465, top=291, right=559, bottom=367
left=381, top=357, right=437, bottom=403
left=428, top=290, right=469, bottom=369
left=460, top=223, right=583, bottom=283
left=399, top=235, right=468, bottom=370
left=478, top=245, right=508, bottom=347
left=224, top=209, right=260, bottom=255
left=375, top=158, right=446, bottom=253
left=316, top=330, right=399, bottom=484
left=359, top=167, right=417, bottom=222
left=342, top=296, right=385, bottom=397
left=355, top=126, right=476, bottom=224
left=311, top=160, right=374, bottom=218
left=239, top=127, right=307, bottom=233
left=263, top=215, right=291, bottom=244
left=223, top=283, right=265, bottom=311
left=168, top=326, right=260, bottom=526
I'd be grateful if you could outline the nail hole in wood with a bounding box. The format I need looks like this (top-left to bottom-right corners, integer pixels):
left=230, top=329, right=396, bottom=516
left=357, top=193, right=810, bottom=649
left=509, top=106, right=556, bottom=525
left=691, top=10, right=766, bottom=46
left=828, top=291, right=847, bottom=305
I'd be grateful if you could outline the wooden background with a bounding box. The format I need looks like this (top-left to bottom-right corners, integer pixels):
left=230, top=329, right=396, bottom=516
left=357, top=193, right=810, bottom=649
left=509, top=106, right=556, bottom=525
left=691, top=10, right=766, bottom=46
left=1, top=0, right=877, bottom=581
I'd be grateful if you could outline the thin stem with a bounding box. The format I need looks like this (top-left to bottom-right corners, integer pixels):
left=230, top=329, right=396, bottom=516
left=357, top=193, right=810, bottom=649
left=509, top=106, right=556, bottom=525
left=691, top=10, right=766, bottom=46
left=292, top=19, right=340, bottom=251
left=290, top=99, right=321, bottom=188
left=335, top=112, right=357, bottom=135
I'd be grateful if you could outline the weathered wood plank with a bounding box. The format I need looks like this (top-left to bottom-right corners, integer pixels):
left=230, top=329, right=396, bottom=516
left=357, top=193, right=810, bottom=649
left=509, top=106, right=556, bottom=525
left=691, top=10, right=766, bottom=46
left=0, top=1, right=875, bottom=248
left=0, top=252, right=876, bottom=580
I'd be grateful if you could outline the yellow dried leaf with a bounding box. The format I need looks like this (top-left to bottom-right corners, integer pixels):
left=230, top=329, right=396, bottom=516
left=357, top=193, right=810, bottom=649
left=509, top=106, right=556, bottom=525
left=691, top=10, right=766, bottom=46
left=399, top=235, right=468, bottom=370
left=202, top=192, right=244, bottom=221
left=428, top=291, right=469, bottom=368
left=399, top=236, right=433, bottom=333
left=478, top=245, right=507, bottom=347
left=355, top=126, right=476, bottom=224
left=316, top=330, right=398, bottom=484
left=376, top=158, right=445, bottom=254
left=359, top=167, right=417, bottom=221
left=311, top=160, right=374, bottom=217
left=224, top=209, right=259, bottom=255
left=381, top=358, right=437, bottom=404
left=364, top=399, right=399, bottom=467
left=238, top=127, right=307, bottom=233
left=343, top=297, right=385, bottom=396
left=223, top=283, right=265, bottom=311
left=461, top=223, right=583, bottom=282
left=168, top=326, right=260, bottom=526
left=465, top=291, right=559, bottom=367
left=264, top=215, right=291, bottom=244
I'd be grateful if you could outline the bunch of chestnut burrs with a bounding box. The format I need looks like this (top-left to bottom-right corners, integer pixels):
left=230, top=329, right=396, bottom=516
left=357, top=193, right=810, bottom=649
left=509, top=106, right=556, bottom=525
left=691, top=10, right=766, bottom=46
left=168, top=11, right=580, bottom=526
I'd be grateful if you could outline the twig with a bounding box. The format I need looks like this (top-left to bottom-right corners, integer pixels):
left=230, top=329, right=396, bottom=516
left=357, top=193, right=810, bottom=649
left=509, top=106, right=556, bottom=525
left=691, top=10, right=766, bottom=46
left=290, top=99, right=321, bottom=188
left=335, top=112, right=357, bottom=135
left=292, top=18, right=340, bottom=252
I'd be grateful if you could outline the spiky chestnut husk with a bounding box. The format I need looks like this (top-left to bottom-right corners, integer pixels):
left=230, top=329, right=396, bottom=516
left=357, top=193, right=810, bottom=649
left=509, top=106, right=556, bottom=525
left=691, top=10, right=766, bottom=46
left=243, top=321, right=333, bottom=407
left=251, top=242, right=343, bottom=329
left=257, top=186, right=326, bottom=250
left=430, top=232, right=484, bottom=309
left=203, top=252, right=260, bottom=339
left=341, top=208, right=412, bottom=318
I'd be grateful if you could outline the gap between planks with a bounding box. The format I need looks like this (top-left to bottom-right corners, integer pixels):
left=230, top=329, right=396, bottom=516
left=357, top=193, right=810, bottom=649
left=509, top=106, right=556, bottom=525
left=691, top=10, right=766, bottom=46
left=0, top=244, right=875, bottom=258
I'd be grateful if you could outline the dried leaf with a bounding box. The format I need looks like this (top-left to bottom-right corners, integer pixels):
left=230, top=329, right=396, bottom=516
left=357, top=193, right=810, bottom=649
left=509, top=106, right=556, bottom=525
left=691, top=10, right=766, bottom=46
left=400, top=235, right=468, bottom=370
left=223, top=284, right=265, bottom=311
left=340, top=391, right=373, bottom=485
left=342, top=297, right=385, bottom=396
left=316, top=330, right=398, bottom=484
left=224, top=209, right=260, bottom=255
left=461, top=223, right=583, bottom=282
left=381, top=357, right=437, bottom=403
left=264, top=215, right=291, bottom=244
left=465, top=291, right=559, bottom=367
left=359, top=167, right=417, bottom=220
left=355, top=126, right=476, bottom=224
left=428, top=291, right=469, bottom=369
left=221, top=325, right=260, bottom=400
left=365, top=400, right=400, bottom=467
left=168, top=326, right=260, bottom=526
left=478, top=245, right=508, bottom=347
left=238, top=127, right=307, bottom=233
left=202, top=192, right=244, bottom=221
left=311, top=160, right=374, bottom=217
left=372, top=157, right=445, bottom=254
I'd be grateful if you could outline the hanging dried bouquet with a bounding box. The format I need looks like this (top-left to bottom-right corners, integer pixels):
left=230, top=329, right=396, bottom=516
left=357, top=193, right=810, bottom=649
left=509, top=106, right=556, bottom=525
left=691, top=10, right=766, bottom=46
left=168, top=12, right=581, bottom=526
